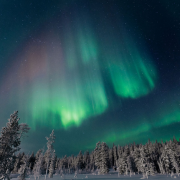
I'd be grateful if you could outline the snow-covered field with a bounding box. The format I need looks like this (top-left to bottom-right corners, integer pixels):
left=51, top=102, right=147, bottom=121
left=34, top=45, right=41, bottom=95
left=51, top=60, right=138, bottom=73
left=10, top=171, right=180, bottom=180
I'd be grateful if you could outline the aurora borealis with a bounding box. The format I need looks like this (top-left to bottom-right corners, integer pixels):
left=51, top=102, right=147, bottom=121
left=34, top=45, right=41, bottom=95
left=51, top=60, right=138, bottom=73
left=0, top=0, right=180, bottom=157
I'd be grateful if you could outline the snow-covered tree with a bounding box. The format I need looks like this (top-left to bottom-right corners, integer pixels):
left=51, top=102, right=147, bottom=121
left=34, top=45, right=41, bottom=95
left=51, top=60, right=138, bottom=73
left=55, top=158, right=60, bottom=175
left=45, top=130, right=55, bottom=179
left=157, top=157, right=165, bottom=174
left=83, top=151, right=90, bottom=171
left=76, top=151, right=84, bottom=171
left=93, top=142, right=109, bottom=174
left=18, top=123, right=30, bottom=140
left=94, top=142, right=101, bottom=171
left=33, top=149, right=44, bottom=180
left=99, top=142, right=109, bottom=174
left=62, top=155, right=68, bottom=170
left=28, top=152, right=36, bottom=174
left=108, top=149, right=113, bottom=169
left=113, top=144, right=118, bottom=167
left=139, top=146, right=148, bottom=179
left=161, top=145, right=171, bottom=174
left=168, top=148, right=179, bottom=175
left=117, top=156, right=126, bottom=175
left=49, top=150, right=56, bottom=178
left=122, top=146, right=130, bottom=175
left=90, top=152, right=95, bottom=171
left=127, top=155, right=134, bottom=176
left=12, top=153, right=21, bottom=173
left=0, top=111, right=21, bottom=180
left=18, top=154, right=29, bottom=180
left=147, top=161, right=156, bottom=176
left=132, top=146, right=141, bottom=174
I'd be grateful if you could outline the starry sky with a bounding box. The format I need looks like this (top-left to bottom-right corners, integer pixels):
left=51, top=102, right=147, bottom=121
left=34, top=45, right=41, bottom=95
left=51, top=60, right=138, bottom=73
left=0, top=0, right=180, bottom=157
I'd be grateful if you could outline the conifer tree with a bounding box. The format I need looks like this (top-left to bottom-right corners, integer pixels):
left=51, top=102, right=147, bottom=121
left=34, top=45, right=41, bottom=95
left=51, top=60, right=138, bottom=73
left=157, top=157, right=165, bottom=174
left=45, top=130, right=55, bottom=179
left=18, top=154, right=29, bottom=180
left=35, top=150, right=43, bottom=161
left=0, top=111, right=21, bottom=180
left=147, top=161, right=156, bottom=176
left=62, top=155, right=68, bottom=170
left=122, top=145, right=130, bottom=175
left=113, top=144, right=118, bottom=167
left=139, top=146, right=148, bottom=179
left=116, top=157, right=121, bottom=174
left=161, top=145, right=171, bottom=174
left=54, top=155, right=57, bottom=172
left=33, top=149, right=44, bottom=180
left=76, top=151, right=84, bottom=171
left=132, top=146, right=141, bottom=174
left=168, top=148, right=179, bottom=175
left=143, top=143, right=156, bottom=176
left=99, top=142, right=109, bottom=174
left=127, top=155, right=134, bottom=176
left=90, top=152, right=95, bottom=171
left=18, top=123, right=30, bottom=140
left=94, top=142, right=101, bottom=171
left=49, top=150, right=56, bottom=178
left=28, top=152, right=36, bottom=174
left=55, top=158, right=60, bottom=174
left=83, top=151, right=90, bottom=171
left=108, top=149, right=113, bottom=169
left=12, top=153, right=21, bottom=173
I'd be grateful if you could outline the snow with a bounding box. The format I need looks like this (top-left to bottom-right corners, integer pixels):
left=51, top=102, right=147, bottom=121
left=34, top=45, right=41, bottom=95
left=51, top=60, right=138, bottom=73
left=10, top=171, right=180, bottom=180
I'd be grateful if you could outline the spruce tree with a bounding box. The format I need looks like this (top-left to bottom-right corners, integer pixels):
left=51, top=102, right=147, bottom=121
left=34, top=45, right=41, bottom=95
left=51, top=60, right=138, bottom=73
left=132, top=146, right=141, bottom=174
left=168, top=148, right=179, bottom=175
left=18, top=154, right=29, bottom=180
left=12, top=153, right=21, bottom=173
left=0, top=111, right=21, bottom=180
left=55, top=158, right=60, bottom=175
left=83, top=151, right=90, bottom=171
left=45, top=130, right=55, bottom=180
left=99, top=142, right=109, bottom=174
left=28, top=152, right=36, bottom=174
left=157, top=157, right=165, bottom=174
left=18, top=123, right=30, bottom=140
left=117, top=157, right=122, bottom=174
left=113, top=144, right=118, bottom=167
left=108, top=149, right=113, bottom=169
left=139, top=146, right=148, bottom=179
left=161, top=145, right=171, bottom=174
left=127, top=156, right=134, bottom=176
left=122, top=145, right=130, bottom=175
left=62, top=155, right=68, bottom=170
left=33, top=149, right=44, bottom=180
left=94, top=142, right=101, bottom=171
left=76, top=151, right=84, bottom=171
left=49, top=150, right=56, bottom=178
left=90, top=152, right=95, bottom=172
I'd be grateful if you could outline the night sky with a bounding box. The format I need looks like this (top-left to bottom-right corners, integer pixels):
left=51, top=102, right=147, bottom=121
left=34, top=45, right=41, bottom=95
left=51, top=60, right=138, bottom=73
left=0, top=0, right=180, bottom=157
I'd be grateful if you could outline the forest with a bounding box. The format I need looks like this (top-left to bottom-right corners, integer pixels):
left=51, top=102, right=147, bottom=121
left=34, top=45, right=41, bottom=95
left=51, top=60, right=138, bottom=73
left=0, top=111, right=180, bottom=180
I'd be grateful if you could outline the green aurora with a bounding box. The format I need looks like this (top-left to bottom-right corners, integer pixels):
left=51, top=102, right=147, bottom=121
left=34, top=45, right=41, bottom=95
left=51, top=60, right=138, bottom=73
left=106, top=39, right=156, bottom=99
left=22, top=21, right=156, bottom=130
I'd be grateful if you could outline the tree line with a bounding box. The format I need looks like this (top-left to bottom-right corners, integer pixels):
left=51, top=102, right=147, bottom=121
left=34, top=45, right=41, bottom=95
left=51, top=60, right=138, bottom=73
left=0, top=111, right=180, bottom=180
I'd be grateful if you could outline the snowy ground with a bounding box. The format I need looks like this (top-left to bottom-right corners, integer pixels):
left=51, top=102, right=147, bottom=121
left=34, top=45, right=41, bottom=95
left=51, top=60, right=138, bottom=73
left=10, top=171, right=180, bottom=180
